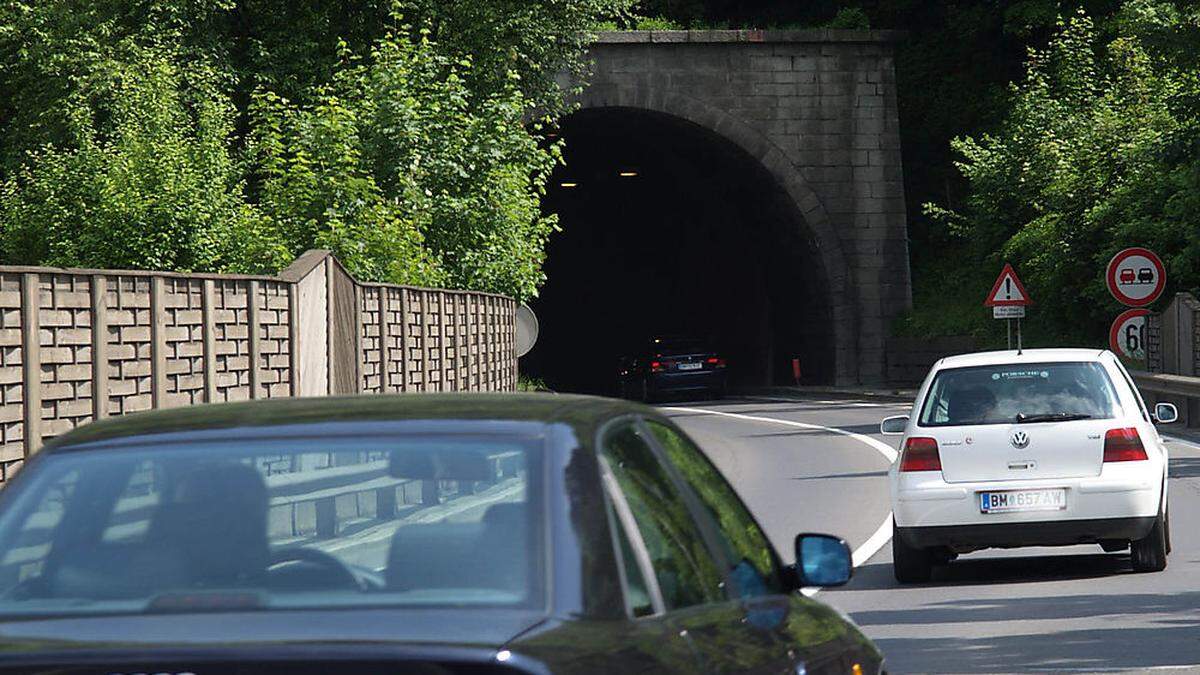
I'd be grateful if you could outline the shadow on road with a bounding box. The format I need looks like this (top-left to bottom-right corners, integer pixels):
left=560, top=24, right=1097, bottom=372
left=739, top=423, right=888, bottom=437
left=873, top=622, right=1200, bottom=674
left=792, top=470, right=888, bottom=481
left=843, top=557, right=1200, bottom=672
left=1169, top=456, right=1200, bottom=479
left=844, top=553, right=1135, bottom=593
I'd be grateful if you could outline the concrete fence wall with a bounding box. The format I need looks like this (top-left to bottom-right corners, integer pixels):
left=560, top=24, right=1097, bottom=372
left=0, top=250, right=517, bottom=479
left=1147, top=292, right=1200, bottom=377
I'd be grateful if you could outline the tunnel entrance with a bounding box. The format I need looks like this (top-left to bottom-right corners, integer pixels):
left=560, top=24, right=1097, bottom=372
left=523, top=107, right=834, bottom=395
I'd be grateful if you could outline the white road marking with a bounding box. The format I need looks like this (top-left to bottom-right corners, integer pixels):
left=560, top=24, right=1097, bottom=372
left=662, top=405, right=897, bottom=596
left=1164, top=435, right=1200, bottom=451
left=740, top=395, right=912, bottom=409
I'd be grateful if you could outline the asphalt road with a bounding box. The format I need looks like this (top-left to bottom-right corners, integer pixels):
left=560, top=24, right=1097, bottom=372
left=663, top=396, right=1200, bottom=675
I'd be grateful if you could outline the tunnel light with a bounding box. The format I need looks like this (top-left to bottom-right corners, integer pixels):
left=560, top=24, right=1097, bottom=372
left=559, top=181, right=579, bottom=188
left=618, top=171, right=638, bottom=177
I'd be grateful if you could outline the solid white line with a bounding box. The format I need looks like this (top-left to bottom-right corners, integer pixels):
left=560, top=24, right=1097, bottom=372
left=1164, top=435, right=1200, bottom=451
left=740, top=395, right=912, bottom=409
left=662, top=405, right=897, bottom=595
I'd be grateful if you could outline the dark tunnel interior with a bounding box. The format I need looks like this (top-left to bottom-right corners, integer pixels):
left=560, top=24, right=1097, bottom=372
left=522, top=107, right=834, bottom=395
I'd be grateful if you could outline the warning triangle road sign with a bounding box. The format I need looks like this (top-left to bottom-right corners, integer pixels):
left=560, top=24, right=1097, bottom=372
left=984, top=263, right=1031, bottom=307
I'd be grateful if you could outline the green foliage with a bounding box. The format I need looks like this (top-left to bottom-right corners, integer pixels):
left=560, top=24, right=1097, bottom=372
left=0, top=0, right=635, bottom=300
left=0, top=39, right=280, bottom=273
left=823, top=7, right=870, bottom=29
left=923, top=5, right=1200, bottom=344
left=517, top=374, right=550, bottom=391
left=247, top=28, right=561, bottom=294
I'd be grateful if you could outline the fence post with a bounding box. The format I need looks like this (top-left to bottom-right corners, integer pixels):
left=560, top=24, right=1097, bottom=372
left=396, top=289, right=409, bottom=392
left=377, top=288, right=392, bottom=393
left=420, top=292, right=432, bottom=391
left=90, top=275, right=108, bottom=420
left=201, top=279, right=217, bottom=403
left=247, top=280, right=262, bottom=399
left=150, top=276, right=167, bottom=408
left=20, top=273, right=40, bottom=456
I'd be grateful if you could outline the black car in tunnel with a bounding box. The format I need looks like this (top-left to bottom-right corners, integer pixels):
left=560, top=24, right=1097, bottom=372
left=0, top=394, right=883, bottom=674
left=617, top=336, right=728, bottom=401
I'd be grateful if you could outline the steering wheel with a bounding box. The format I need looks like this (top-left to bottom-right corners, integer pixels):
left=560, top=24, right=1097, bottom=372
left=268, top=547, right=363, bottom=591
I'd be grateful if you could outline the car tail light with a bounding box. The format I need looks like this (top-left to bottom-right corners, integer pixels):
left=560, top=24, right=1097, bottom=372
left=650, top=361, right=666, bottom=373
left=705, top=356, right=726, bottom=368
left=1104, top=427, right=1148, bottom=462
left=899, top=437, right=941, bottom=472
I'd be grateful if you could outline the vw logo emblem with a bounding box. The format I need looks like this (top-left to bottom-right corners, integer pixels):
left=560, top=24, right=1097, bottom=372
left=1010, top=431, right=1030, bottom=449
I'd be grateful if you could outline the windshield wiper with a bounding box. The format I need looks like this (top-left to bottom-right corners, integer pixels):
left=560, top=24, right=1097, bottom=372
left=1015, top=412, right=1093, bottom=424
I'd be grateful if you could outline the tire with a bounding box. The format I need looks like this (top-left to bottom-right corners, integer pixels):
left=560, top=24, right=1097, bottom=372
left=892, top=521, right=933, bottom=583
left=1165, top=506, right=1172, bottom=555
left=1130, top=510, right=1168, bottom=573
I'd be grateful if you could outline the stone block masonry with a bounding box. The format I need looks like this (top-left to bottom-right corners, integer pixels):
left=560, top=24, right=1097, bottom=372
left=0, top=250, right=518, bottom=480
left=585, top=30, right=911, bottom=385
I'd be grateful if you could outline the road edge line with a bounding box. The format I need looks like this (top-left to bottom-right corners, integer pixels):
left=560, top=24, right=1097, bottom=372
left=662, top=405, right=896, bottom=596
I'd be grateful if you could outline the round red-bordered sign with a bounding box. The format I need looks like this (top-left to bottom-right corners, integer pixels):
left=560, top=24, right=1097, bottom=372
left=1106, top=247, right=1166, bottom=307
left=1109, top=308, right=1150, bottom=360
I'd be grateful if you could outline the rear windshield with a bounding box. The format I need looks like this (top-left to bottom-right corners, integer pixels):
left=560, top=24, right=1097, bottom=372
left=0, top=432, right=543, bottom=618
left=918, top=361, right=1120, bottom=427
left=651, top=338, right=710, bottom=356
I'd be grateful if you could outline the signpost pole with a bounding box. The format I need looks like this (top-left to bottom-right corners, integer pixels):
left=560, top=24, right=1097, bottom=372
left=1017, top=318, right=1023, bottom=353
left=1006, top=319, right=1012, bottom=350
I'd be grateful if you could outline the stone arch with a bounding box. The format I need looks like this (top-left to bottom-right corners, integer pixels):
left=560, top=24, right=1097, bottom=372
left=576, top=85, right=858, bottom=384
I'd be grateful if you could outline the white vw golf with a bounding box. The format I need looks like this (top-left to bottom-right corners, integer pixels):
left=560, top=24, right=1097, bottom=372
left=881, top=348, right=1178, bottom=583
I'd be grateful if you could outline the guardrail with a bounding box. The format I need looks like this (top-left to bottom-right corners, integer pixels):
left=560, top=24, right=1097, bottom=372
left=1131, top=370, right=1200, bottom=430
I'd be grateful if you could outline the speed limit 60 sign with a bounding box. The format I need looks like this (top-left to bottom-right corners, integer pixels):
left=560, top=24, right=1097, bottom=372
left=1110, top=309, right=1150, bottom=361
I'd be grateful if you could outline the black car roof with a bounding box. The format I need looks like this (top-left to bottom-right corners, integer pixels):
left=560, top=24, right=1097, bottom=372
left=43, top=393, right=653, bottom=452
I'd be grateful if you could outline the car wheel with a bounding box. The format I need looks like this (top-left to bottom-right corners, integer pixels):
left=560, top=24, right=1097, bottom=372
left=892, top=521, right=933, bottom=583
left=1130, top=510, right=1168, bottom=573
left=1165, top=506, right=1172, bottom=555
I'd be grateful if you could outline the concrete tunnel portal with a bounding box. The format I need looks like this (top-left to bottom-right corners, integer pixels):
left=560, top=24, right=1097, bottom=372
left=522, top=107, right=837, bottom=395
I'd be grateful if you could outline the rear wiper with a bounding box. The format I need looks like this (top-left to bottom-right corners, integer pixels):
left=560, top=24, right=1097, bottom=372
left=1015, top=412, right=1093, bottom=424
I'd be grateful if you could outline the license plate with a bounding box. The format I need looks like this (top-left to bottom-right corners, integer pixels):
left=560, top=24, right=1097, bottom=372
left=978, top=489, right=1066, bottom=514
left=677, top=362, right=702, bottom=371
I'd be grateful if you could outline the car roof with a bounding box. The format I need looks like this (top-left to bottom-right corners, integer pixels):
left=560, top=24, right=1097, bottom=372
left=933, top=348, right=1111, bottom=370
left=42, top=393, right=651, bottom=452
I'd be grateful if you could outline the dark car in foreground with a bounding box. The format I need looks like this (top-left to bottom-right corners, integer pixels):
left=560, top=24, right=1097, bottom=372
left=617, top=337, right=728, bottom=401
left=0, top=394, right=881, bottom=674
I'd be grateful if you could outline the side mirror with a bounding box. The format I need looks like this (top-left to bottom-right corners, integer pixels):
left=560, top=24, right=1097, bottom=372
left=880, top=415, right=909, bottom=436
left=794, top=533, right=852, bottom=588
left=1153, top=402, right=1179, bottom=425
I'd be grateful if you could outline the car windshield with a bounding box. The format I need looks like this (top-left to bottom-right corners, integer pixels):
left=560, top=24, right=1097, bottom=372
left=918, top=361, right=1120, bottom=427
left=0, top=432, right=543, bottom=617
left=650, top=338, right=709, bottom=356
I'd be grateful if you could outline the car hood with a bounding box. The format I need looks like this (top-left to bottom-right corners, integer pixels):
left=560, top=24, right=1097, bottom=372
left=0, top=607, right=548, bottom=653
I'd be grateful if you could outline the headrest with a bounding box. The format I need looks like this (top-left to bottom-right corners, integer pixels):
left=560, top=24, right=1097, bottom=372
left=389, top=448, right=494, bottom=481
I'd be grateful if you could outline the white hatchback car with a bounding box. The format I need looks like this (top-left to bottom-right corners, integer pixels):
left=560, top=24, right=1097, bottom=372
left=881, top=348, right=1178, bottom=583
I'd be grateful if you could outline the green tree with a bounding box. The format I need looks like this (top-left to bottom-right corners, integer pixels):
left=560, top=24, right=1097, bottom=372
left=0, top=0, right=635, bottom=300
left=926, top=6, right=1200, bottom=343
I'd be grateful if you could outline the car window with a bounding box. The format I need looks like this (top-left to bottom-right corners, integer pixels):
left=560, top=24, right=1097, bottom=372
left=600, top=422, right=723, bottom=610
left=645, top=421, right=780, bottom=598
left=604, top=488, right=658, bottom=618
left=0, top=470, right=79, bottom=593
left=101, top=461, right=163, bottom=544
left=918, top=361, right=1120, bottom=427
left=1110, top=357, right=1151, bottom=422
left=0, top=433, right=544, bottom=617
